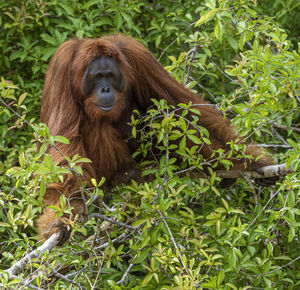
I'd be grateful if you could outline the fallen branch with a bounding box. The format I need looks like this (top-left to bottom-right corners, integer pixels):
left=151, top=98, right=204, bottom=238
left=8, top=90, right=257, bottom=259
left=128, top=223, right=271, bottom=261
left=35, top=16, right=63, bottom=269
left=216, top=163, right=291, bottom=179
left=4, top=213, right=138, bottom=280
left=5, top=231, right=62, bottom=278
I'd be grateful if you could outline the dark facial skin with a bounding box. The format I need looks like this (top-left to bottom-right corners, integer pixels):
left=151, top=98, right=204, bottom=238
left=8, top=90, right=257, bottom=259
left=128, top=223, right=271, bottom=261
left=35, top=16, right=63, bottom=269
left=82, top=56, right=125, bottom=111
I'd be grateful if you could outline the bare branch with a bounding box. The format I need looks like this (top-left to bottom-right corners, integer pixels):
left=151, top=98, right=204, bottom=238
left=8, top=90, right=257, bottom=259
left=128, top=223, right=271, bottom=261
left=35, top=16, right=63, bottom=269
left=249, top=255, right=300, bottom=277
left=258, top=144, right=292, bottom=149
left=5, top=232, right=62, bottom=278
left=246, top=188, right=281, bottom=231
left=271, top=126, right=290, bottom=147
left=94, top=233, right=127, bottom=251
left=0, top=97, right=29, bottom=125
left=182, top=45, right=198, bottom=85
left=88, top=213, right=140, bottom=231
left=117, top=263, right=134, bottom=285
left=6, top=275, right=43, bottom=290
left=216, top=163, right=291, bottom=179
left=272, top=123, right=300, bottom=134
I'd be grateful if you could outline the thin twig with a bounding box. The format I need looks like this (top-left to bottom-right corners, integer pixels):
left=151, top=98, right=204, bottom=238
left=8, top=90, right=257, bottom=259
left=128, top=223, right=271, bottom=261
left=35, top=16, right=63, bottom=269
left=270, top=126, right=290, bottom=147
left=6, top=275, right=43, bottom=290
left=245, top=188, right=281, bottom=232
left=158, top=22, right=196, bottom=61
left=194, top=266, right=211, bottom=287
left=244, top=175, right=258, bottom=205
left=270, top=190, right=290, bottom=233
left=230, top=17, right=253, bottom=50
left=158, top=210, right=187, bottom=272
left=88, top=213, right=140, bottom=231
left=51, top=268, right=87, bottom=290
left=182, top=45, right=198, bottom=85
left=117, top=263, right=134, bottom=285
left=248, top=255, right=300, bottom=277
left=273, top=123, right=300, bottom=134
left=0, top=97, right=29, bottom=125
left=208, top=56, right=241, bottom=85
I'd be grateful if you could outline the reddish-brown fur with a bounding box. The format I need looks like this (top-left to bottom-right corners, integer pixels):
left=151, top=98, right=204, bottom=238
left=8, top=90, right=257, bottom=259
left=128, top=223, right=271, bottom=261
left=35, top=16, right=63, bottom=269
left=39, top=34, right=274, bottom=241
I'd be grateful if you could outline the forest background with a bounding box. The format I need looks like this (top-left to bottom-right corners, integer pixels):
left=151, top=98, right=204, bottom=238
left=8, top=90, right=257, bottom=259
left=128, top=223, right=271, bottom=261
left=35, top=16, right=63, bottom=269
left=0, top=0, right=299, bottom=289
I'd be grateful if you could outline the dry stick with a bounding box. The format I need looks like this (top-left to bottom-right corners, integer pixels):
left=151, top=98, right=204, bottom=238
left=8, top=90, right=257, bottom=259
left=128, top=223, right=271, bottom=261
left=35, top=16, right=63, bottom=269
left=5, top=232, right=62, bottom=278
left=158, top=22, right=196, bottom=61
left=117, top=263, right=134, bottom=285
left=259, top=144, right=292, bottom=149
left=194, top=266, right=212, bottom=287
left=216, top=163, right=291, bottom=179
left=5, top=224, right=131, bottom=280
left=182, top=45, right=198, bottom=85
left=94, top=232, right=127, bottom=251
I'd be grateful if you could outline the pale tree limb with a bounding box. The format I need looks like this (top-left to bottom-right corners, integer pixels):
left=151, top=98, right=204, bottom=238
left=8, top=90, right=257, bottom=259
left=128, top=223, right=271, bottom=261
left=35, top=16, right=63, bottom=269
left=258, top=144, right=292, bottom=149
left=117, top=263, right=134, bottom=285
left=5, top=232, right=62, bottom=278
left=4, top=213, right=136, bottom=281
left=216, top=163, right=291, bottom=179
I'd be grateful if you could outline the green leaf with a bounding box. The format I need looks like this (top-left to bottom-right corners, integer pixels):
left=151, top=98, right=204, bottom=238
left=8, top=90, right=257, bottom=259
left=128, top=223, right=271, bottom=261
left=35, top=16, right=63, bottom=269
left=53, top=136, right=70, bottom=144
left=287, top=191, right=295, bottom=208
left=221, top=198, right=229, bottom=211
left=214, top=16, right=223, bottom=42
left=217, top=270, right=225, bottom=285
left=187, top=134, right=202, bottom=144
left=40, top=178, right=46, bottom=196
left=48, top=205, right=61, bottom=212
left=142, top=273, right=154, bottom=287
left=133, top=248, right=151, bottom=264
left=247, top=246, right=256, bottom=256
left=132, top=218, right=148, bottom=228
left=19, top=152, right=25, bottom=167
left=18, top=93, right=27, bottom=105
left=44, top=154, right=53, bottom=170
left=76, top=157, right=92, bottom=163
left=189, top=108, right=201, bottom=115
left=288, top=227, right=295, bottom=242
left=195, top=9, right=219, bottom=27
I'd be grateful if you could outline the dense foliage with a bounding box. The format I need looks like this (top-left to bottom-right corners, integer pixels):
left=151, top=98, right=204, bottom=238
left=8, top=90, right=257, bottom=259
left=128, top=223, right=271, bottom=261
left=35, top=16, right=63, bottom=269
left=0, top=0, right=299, bottom=289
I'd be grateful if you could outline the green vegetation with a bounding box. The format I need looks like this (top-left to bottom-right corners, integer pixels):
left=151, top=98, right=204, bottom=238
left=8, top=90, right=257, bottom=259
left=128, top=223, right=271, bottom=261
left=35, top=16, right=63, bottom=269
left=0, top=0, right=299, bottom=288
